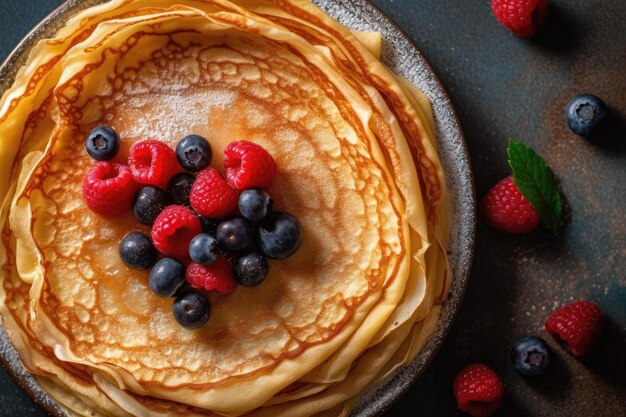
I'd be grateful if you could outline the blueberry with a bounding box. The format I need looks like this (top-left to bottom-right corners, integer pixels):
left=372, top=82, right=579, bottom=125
left=176, top=135, right=212, bottom=172
left=234, top=253, right=268, bottom=287
left=239, top=189, right=272, bottom=222
left=85, top=125, right=120, bottom=161
left=257, top=212, right=302, bottom=259
left=189, top=234, right=220, bottom=265
left=565, top=94, right=607, bottom=136
left=119, top=232, right=157, bottom=270
left=173, top=292, right=210, bottom=329
left=216, top=218, right=254, bottom=252
left=511, top=335, right=551, bottom=376
left=198, top=215, right=219, bottom=235
left=167, top=173, right=195, bottom=206
left=133, top=186, right=168, bottom=225
left=149, top=258, right=185, bottom=297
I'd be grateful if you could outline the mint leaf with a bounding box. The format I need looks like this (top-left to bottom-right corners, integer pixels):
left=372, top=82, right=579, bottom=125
left=507, top=140, right=563, bottom=234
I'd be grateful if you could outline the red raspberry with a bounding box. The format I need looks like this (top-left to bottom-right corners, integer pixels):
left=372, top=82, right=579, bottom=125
left=82, top=162, right=137, bottom=217
left=492, top=0, right=549, bottom=38
left=190, top=168, right=239, bottom=217
left=545, top=301, right=605, bottom=357
left=454, top=364, right=504, bottom=417
left=128, top=140, right=183, bottom=189
left=480, top=176, right=540, bottom=233
left=151, top=205, right=201, bottom=260
left=223, top=141, right=276, bottom=190
left=186, top=258, right=236, bottom=295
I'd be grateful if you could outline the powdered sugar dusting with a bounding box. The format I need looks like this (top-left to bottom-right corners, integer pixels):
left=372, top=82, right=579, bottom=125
left=107, top=90, right=237, bottom=143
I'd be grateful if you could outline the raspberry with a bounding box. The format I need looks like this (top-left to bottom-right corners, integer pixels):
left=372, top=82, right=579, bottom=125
left=223, top=141, right=276, bottom=190
left=128, top=140, right=183, bottom=189
left=186, top=258, right=236, bottom=295
left=190, top=168, right=239, bottom=218
left=454, top=364, right=504, bottom=417
left=151, top=205, right=202, bottom=260
left=82, top=162, right=137, bottom=217
left=480, top=176, right=540, bottom=233
left=545, top=301, right=605, bottom=357
left=492, top=0, right=549, bottom=38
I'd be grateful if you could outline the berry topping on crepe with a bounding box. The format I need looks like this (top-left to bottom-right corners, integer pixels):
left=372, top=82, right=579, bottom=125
left=239, top=188, right=272, bottom=222
left=189, top=233, right=220, bottom=266
left=119, top=232, right=158, bottom=271
left=149, top=258, right=186, bottom=298
left=491, top=0, right=549, bottom=38
left=545, top=301, right=605, bottom=357
left=85, top=125, right=120, bottom=161
left=216, top=217, right=255, bottom=253
left=173, top=292, right=211, bottom=329
left=82, top=161, right=137, bottom=217
left=190, top=167, right=239, bottom=218
left=224, top=141, right=276, bottom=190
left=133, top=186, right=168, bottom=226
left=234, top=253, right=269, bottom=287
left=167, top=173, right=196, bottom=206
left=129, top=140, right=183, bottom=189
left=152, top=205, right=202, bottom=260
left=258, top=211, right=302, bottom=259
left=176, top=134, right=213, bottom=172
left=186, top=258, right=237, bottom=295
left=454, top=363, right=504, bottom=417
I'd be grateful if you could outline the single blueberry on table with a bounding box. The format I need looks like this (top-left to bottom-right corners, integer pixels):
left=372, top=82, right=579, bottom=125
left=257, top=211, right=302, bottom=259
left=119, top=232, right=157, bottom=270
left=173, top=292, right=210, bottom=329
left=176, top=134, right=213, bottom=172
left=167, top=173, right=196, bottom=206
left=216, top=218, right=255, bottom=252
left=511, top=335, right=551, bottom=376
left=189, top=233, right=220, bottom=266
left=565, top=94, right=607, bottom=136
left=85, top=125, right=120, bottom=161
left=234, top=252, right=268, bottom=287
left=239, top=188, right=272, bottom=222
left=133, top=186, right=168, bottom=225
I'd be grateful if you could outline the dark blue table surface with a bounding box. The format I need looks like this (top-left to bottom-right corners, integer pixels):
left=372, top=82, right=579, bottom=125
left=0, top=1, right=624, bottom=416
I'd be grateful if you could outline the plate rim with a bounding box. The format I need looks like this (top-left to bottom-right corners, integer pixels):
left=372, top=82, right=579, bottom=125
left=0, top=1, right=476, bottom=416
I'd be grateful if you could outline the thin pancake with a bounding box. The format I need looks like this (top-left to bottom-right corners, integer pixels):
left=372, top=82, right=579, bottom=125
left=0, top=1, right=451, bottom=416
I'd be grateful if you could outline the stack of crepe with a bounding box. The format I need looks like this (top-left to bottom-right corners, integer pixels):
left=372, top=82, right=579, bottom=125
left=0, top=0, right=451, bottom=416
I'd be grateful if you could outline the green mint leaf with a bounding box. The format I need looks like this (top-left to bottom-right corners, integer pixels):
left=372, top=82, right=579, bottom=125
left=507, top=140, right=563, bottom=234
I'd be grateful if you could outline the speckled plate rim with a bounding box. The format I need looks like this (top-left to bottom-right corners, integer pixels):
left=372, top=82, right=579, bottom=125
left=0, top=1, right=476, bottom=416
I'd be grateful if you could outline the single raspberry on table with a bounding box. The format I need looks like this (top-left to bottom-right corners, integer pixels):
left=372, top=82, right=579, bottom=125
left=480, top=176, right=541, bottom=233
left=186, top=257, right=237, bottom=295
left=223, top=140, right=276, bottom=191
left=128, top=140, right=183, bottom=189
left=454, top=363, right=504, bottom=417
left=545, top=301, right=605, bottom=357
left=190, top=167, right=239, bottom=218
left=82, top=161, right=137, bottom=217
left=151, top=205, right=202, bottom=260
left=492, top=0, right=549, bottom=38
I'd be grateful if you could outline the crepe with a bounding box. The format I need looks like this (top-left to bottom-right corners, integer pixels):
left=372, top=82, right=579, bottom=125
left=0, top=0, right=451, bottom=416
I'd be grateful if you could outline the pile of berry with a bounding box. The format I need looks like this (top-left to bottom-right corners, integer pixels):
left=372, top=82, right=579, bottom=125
left=82, top=127, right=302, bottom=329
